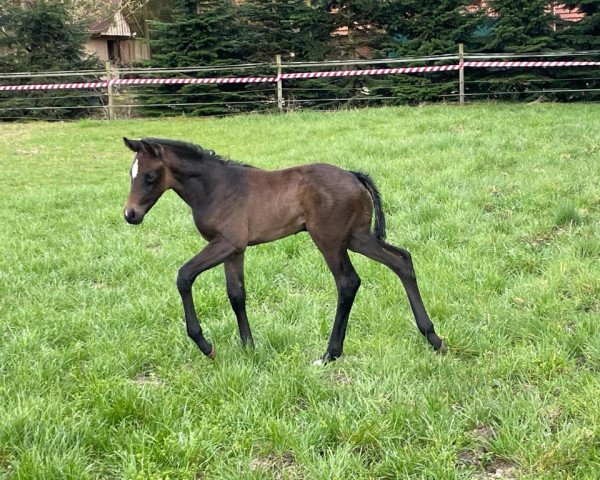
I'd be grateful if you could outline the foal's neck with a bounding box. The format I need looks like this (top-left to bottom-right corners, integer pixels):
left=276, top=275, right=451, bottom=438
left=168, top=157, right=231, bottom=209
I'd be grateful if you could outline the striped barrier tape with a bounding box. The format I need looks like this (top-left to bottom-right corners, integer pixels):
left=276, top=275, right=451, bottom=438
left=0, top=76, right=277, bottom=92
left=279, top=64, right=460, bottom=79
left=465, top=60, right=600, bottom=68
left=116, top=76, right=277, bottom=86
left=0, top=81, right=110, bottom=91
left=1, top=60, right=599, bottom=92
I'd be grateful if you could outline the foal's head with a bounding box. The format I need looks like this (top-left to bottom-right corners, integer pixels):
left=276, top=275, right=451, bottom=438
left=123, top=137, right=170, bottom=225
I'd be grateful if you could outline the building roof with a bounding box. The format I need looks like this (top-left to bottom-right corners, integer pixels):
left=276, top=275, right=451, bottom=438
left=551, top=4, right=585, bottom=22
left=90, top=0, right=133, bottom=38
left=467, top=2, right=585, bottom=22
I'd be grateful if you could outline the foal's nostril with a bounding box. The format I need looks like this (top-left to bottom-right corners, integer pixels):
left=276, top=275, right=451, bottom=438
left=124, top=208, right=136, bottom=222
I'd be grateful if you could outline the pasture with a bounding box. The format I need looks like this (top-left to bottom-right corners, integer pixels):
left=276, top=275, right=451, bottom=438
left=1, top=103, right=599, bottom=479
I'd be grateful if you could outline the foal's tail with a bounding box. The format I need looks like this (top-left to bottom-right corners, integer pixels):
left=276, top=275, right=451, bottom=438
left=350, top=171, right=387, bottom=241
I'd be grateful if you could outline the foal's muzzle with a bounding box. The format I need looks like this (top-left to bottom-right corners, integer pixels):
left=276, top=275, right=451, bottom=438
left=124, top=207, right=143, bottom=225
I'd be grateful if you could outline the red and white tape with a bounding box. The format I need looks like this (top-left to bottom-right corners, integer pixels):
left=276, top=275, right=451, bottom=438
left=465, top=60, right=600, bottom=68
left=0, top=76, right=277, bottom=92
left=116, top=76, right=277, bottom=86
left=0, top=60, right=598, bottom=92
left=280, top=64, right=460, bottom=79
left=0, top=81, right=109, bottom=91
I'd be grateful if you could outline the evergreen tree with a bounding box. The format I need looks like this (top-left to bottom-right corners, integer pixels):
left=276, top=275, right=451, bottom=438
left=133, top=0, right=175, bottom=38
left=384, top=0, right=481, bottom=56
left=0, top=0, right=101, bottom=120
left=136, top=0, right=600, bottom=113
left=148, top=0, right=247, bottom=67
left=554, top=1, right=600, bottom=50
left=470, top=0, right=581, bottom=102
left=280, top=0, right=392, bottom=111
left=550, top=2, right=600, bottom=101
left=325, top=0, right=389, bottom=59
left=239, top=0, right=332, bottom=62
left=141, top=0, right=261, bottom=116
left=367, top=1, right=481, bottom=105
left=482, top=0, right=554, bottom=52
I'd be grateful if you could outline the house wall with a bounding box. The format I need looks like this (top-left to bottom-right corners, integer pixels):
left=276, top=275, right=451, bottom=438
left=85, top=38, right=109, bottom=61
left=84, top=38, right=150, bottom=64
left=122, top=39, right=151, bottom=63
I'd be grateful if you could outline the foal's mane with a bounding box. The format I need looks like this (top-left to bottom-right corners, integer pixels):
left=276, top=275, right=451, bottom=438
left=142, top=137, right=252, bottom=168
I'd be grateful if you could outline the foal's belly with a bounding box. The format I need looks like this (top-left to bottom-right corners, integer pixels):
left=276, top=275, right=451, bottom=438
left=244, top=170, right=306, bottom=245
left=247, top=219, right=306, bottom=246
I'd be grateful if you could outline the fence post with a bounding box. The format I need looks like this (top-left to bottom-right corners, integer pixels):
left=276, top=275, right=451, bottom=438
left=458, top=43, right=465, bottom=105
left=275, top=54, right=283, bottom=112
left=105, top=61, right=115, bottom=121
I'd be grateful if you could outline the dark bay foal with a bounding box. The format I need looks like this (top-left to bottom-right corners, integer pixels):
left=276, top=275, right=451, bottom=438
left=123, top=137, right=445, bottom=364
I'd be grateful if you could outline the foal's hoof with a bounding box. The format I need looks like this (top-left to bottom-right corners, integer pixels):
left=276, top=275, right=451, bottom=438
left=427, top=332, right=447, bottom=354
left=312, top=353, right=338, bottom=366
left=207, top=345, right=216, bottom=360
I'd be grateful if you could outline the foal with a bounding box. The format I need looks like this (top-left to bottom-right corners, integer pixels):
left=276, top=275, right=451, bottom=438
left=123, top=137, right=445, bottom=364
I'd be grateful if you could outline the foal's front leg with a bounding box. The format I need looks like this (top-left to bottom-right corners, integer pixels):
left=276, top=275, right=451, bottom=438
left=177, top=238, right=239, bottom=358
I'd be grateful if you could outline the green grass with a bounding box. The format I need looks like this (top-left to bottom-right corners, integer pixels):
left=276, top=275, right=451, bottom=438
left=1, top=103, right=599, bottom=479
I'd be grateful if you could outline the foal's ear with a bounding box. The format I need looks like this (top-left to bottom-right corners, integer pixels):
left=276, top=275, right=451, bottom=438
left=123, top=137, right=141, bottom=152
left=140, top=140, right=163, bottom=159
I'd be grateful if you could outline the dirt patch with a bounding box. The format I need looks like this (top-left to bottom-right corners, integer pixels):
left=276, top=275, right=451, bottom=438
left=458, top=451, right=518, bottom=479
left=512, top=296, right=526, bottom=307
left=457, top=426, right=519, bottom=479
left=328, top=369, right=352, bottom=385
left=0, top=453, right=13, bottom=473
left=473, top=426, right=495, bottom=442
left=523, top=232, right=554, bottom=247
left=15, top=147, right=44, bottom=156
left=457, top=448, right=481, bottom=467
left=477, top=458, right=518, bottom=479
left=250, top=451, right=303, bottom=479
left=132, top=372, right=163, bottom=387
left=523, top=225, right=573, bottom=248
left=145, top=243, right=163, bottom=253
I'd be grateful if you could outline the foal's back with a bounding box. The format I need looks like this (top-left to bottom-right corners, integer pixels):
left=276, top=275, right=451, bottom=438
left=242, top=163, right=373, bottom=246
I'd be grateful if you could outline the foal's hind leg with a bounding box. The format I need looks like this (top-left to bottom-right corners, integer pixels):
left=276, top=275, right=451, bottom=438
left=310, top=239, right=361, bottom=365
left=349, top=233, right=445, bottom=352
left=224, top=252, right=254, bottom=348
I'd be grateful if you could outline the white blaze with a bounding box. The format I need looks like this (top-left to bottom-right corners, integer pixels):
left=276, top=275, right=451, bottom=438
left=131, top=158, right=139, bottom=180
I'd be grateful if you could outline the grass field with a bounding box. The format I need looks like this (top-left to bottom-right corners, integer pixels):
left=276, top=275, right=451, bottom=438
left=1, top=103, right=599, bottom=479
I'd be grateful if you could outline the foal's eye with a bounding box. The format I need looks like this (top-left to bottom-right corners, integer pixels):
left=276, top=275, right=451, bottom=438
left=144, top=172, right=158, bottom=184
